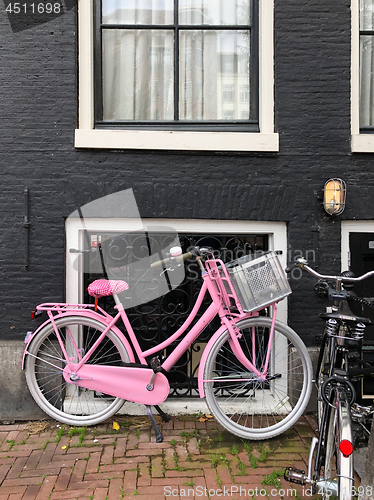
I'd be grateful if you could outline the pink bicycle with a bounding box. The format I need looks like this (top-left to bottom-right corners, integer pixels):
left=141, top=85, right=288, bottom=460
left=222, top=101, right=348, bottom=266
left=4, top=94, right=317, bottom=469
left=23, top=245, right=312, bottom=442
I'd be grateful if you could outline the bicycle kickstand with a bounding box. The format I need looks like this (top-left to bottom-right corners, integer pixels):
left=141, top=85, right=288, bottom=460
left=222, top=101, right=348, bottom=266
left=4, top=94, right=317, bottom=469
left=146, top=405, right=163, bottom=443
left=154, top=405, right=170, bottom=422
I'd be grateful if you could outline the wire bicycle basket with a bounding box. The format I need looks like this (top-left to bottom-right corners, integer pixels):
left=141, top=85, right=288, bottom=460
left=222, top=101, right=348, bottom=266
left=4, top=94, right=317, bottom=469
left=224, top=251, right=292, bottom=312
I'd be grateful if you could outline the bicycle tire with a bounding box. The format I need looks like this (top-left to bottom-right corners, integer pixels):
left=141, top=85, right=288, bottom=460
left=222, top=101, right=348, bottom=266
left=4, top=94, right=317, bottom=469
left=319, top=400, right=338, bottom=499
left=25, top=316, right=130, bottom=426
left=317, top=390, right=354, bottom=500
left=203, top=317, right=312, bottom=440
left=316, top=333, right=334, bottom=427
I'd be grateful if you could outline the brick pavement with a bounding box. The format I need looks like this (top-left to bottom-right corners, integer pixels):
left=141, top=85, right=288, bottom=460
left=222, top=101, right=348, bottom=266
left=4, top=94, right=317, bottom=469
left=0, top=414, right=322, bottom=500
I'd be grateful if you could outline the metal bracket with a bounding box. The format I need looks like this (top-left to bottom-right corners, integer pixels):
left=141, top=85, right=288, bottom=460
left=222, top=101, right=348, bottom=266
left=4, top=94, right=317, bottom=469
left=23, top=188, right=30, bottom=269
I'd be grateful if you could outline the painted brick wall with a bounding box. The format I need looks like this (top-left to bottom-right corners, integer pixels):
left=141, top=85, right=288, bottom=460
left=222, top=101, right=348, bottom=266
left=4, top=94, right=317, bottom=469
left=0, top=0, right=373, bottom=353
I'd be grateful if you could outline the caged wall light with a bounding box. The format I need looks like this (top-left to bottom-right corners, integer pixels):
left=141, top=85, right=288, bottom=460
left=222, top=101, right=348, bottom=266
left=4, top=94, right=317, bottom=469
left=323, top=178, right=346, bottom=215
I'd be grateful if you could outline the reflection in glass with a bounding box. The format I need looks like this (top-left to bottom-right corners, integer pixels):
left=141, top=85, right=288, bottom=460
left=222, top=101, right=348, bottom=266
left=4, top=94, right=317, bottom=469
left=102, top=0, right=174, bottom=25
left=360, top=0, right=374, bottom=31
left=179, top=30, right=250, bottom=120
left=360, top=35, right=374, bottom=127
left=179, top=0, right=250, bottom=26
left=102, top=29, right=174, bottom=121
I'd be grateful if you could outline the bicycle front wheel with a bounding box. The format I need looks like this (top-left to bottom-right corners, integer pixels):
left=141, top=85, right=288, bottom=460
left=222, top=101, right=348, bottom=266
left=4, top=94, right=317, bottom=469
left=204, top=317, right=312, bottom=440
left=25, top=316, right=131, bottom=426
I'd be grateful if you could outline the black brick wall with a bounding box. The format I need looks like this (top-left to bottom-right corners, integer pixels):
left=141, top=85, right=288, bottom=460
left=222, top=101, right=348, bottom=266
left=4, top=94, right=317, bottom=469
left=0, top=0, right=373, bottom=348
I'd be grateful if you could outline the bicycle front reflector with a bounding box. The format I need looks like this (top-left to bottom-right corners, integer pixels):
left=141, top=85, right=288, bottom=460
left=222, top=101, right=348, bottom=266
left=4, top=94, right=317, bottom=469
left=339, top=439, right=353, bottom=457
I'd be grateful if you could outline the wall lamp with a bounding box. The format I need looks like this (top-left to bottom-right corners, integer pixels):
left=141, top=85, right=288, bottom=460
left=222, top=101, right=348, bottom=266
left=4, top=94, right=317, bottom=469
left=323, top=178, right=346, bottom=215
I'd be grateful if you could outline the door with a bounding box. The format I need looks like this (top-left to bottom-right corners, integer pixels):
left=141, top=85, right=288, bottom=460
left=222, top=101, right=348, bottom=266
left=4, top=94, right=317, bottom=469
left=349, top=232, right=374, bottom=398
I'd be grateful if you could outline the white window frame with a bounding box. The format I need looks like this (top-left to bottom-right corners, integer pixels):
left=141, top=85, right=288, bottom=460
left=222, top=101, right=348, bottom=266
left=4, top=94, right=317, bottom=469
left=342, top=220, right=374, bottom=268
left=74, top=0, right=279, bottom=152
left=66, top=218, right=288, bottom=323
left=351, top=0, right=374, bottom=152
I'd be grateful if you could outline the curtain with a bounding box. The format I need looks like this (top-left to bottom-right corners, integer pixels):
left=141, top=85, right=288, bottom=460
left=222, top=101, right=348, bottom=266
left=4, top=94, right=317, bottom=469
left=360, top=0, right=374, bottom=127
left=101, top=0, right=250, bottom=122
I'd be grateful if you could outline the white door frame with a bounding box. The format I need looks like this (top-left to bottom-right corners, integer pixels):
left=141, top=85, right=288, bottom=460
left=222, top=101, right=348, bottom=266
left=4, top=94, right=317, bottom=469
left=342, top=221, right=374, bottom=270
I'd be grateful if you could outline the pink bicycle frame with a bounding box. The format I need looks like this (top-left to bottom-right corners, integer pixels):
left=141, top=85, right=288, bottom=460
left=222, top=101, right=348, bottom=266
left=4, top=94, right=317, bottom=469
left=24, top=258, right=280, bottom=401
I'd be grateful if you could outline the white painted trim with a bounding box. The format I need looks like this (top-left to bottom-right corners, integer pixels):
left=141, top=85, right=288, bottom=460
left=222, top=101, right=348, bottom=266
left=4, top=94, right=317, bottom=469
left=351, top=0, right=360, bottom=138
left=351, top=0, right=374, bottom=152
left=75, top=129, right=279, bottom=152
left=66, top=218, right=288, bottom=323
left=351, top=134, right=374, bottom=152
left=259, top=0, right=274, bottom=134
left=78, top=0, right=94, bottom=130
left=342, top=220, right=374, bottom=269
left=75, top=0, right=278, bottom=152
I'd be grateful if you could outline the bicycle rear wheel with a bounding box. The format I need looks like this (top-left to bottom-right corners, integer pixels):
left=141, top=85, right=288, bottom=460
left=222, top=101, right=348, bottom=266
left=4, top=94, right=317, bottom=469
left=316, top=389, right=354, bottom=500
left=25, top=316, right=131, bottom=426
left=203, top=317, right=312, bottom=440
left=316, top=332, right=334, bottom=426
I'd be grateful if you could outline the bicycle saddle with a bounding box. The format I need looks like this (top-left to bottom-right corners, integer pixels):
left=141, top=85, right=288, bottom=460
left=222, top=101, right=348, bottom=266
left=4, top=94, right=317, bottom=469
left=88, top=279, right=129, bottom=298
left=319, top=300, right=372, bottom=325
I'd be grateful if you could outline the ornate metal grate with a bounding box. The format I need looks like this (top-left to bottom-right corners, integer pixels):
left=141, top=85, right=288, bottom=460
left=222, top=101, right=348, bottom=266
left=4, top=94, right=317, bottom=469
left=84, top=232, right=268, bottom=397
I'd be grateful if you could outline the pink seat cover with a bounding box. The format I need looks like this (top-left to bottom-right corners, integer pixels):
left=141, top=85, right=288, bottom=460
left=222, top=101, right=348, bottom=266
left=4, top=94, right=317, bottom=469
left=87, top=279, right=129, bottom=298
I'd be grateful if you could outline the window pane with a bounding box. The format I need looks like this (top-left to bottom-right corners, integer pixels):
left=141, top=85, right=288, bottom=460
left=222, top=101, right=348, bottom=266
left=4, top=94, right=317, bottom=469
left=102, top=29, right=174, bottom=121
left=102, top=0, right=174, bottom=25
left=179, top=30, right=250, bottom=120
left=360, top=35, right=374, bottom=127
left=360, top=0, right=374, bottom=31
left=179, top=0, right=250, bottom=26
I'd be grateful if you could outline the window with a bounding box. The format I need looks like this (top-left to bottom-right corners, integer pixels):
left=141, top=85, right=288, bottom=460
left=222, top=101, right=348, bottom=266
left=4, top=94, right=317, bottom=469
left=75, top=0, right=278, bottom=151
left=352, top=0, right=374, bottom=150
left=96, top=0, right=257, bottom=128
left=359, top=0, right=374, bottom=131
left=222, top=85, right=234, bottom=102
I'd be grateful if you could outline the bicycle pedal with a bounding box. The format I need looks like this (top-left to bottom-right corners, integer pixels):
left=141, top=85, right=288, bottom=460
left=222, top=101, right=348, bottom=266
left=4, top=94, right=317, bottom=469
left=284, top=467, right=308, bottom=485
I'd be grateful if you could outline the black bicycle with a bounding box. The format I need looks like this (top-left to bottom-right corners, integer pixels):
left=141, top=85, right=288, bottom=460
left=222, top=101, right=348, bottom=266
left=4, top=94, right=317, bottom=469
left=284, top=258, right=374, bottom=500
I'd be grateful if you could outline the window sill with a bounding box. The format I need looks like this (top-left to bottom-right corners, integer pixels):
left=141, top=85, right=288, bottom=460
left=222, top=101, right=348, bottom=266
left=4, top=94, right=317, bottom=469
left=351, top=134, right=374, bottom=153
left=75, top=129, right=279, bottom=152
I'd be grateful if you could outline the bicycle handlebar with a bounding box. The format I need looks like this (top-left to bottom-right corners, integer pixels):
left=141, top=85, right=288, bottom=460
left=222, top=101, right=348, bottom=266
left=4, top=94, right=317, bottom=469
left=150, top=251, right=193, bottom=269
left=290, top=257, right=374, bottom=283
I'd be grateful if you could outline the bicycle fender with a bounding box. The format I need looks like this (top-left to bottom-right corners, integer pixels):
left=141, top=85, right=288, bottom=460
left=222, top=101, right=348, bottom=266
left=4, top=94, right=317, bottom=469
left=197, top=324, right=228, bottom=398
left=22, top=310, right=135, bottom=369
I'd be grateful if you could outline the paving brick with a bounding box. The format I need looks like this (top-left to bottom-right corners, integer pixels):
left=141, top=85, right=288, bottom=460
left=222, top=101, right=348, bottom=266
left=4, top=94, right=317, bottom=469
left=165, top=469, right=203, bottom=477
left=93, top=487, right=108, bottom=500
left=126, top=433, right=138, bottom=450
left=0, top=416, right=314, bottom=500
left=138, top=442, right=171, bottom=449
left=86, top=451, right=101, bottom=473
left=151, top=455, right=164, bottom=478
left=123, top=470, right=137, bottom=495
left=164, top=447, right=176, bottom=469
left=187, top=438, right=200, bottom=455
left=51, top=489, right=94, bottom=499
left=0, top=485, right=27, bottom=496
left=21, top=483, right=41, bottom=499
left=35, top=476, right=57, bottom=500
left=53, top=468, right=72, bottom=491
left=126, top=449, right=162, bottom=457
left=138, top=461, right=151, bottom=486
left=175, top=445, right=188, bottom=462
left=113, top=437, right=127, bottom=458
left=100, top=445, right=114, bottom=465
left=108, top=477, right=123, bottom=498
left=6, top=456, right=28, bottom=479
